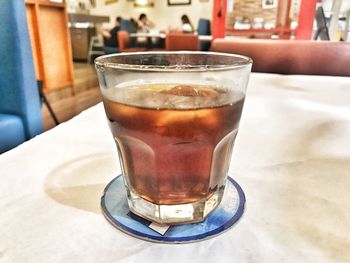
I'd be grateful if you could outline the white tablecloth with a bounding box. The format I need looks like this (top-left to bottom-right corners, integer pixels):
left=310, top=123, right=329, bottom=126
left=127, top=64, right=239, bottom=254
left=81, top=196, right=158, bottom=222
left=1, top=73, right=350, bottom=263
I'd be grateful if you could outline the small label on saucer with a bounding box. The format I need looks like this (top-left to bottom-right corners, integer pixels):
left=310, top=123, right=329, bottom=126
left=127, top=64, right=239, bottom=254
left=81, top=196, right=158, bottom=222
left=127, top=212, right=170, bottom=235
left=148, top=223, right=170, bottom=235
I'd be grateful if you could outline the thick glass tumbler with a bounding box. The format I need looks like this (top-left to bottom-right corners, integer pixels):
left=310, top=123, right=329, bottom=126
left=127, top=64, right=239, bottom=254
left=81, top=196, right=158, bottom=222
left=95, top=52, right=252, bottom=224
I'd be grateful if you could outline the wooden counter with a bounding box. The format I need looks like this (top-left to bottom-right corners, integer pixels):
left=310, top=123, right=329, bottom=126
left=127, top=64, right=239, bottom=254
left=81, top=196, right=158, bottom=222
left=25, top=0, right=74, bottom=92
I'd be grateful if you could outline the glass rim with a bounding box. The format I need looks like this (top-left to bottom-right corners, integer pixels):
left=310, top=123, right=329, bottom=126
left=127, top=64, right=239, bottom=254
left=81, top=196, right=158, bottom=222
left=94, top=51, right=253, bottom=72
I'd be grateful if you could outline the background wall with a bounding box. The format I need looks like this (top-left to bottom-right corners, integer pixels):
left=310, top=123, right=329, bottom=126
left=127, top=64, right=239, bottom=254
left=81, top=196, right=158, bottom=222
left=226, top=0, right=277, bottom=28
left=226, top=0, right=350, bottom=28
left=89, top=0, right=213, bottom=30
left=226, top=0, right=303, bottom=29
left=322, top=0, right=350, bottom=15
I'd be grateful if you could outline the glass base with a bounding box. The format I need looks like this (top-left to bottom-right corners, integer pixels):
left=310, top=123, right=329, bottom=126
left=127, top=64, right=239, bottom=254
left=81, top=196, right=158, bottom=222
left=127, top=187, right=224, bottom=225
left=101, top=175, right=245, bottom=243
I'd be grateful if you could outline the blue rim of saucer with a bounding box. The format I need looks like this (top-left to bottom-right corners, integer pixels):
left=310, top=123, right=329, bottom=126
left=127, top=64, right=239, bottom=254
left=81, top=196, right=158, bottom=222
left=101, top=175, right=245, bottom=243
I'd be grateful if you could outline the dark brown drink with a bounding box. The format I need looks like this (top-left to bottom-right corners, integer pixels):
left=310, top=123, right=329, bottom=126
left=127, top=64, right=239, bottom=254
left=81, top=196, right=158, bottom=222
left=102, top=84, right=245, bottom=206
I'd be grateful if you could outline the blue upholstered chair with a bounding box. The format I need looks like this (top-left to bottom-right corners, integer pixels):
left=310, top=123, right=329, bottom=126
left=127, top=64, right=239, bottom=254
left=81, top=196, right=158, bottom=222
left=198, top=19, right=211, bottom=36
left=197, top=18, right=211, bottom=51
left=0, top=0, right=43, bottom=154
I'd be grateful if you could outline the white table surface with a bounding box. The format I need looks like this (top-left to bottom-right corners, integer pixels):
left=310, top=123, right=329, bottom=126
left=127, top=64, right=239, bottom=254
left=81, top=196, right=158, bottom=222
left=129, top=32, right=167, bottom=39
left=1, top=73, right=350, bottom=263
left=129, top=32, right=212, bottom=41
left=198, top=35, right=212, bottom=41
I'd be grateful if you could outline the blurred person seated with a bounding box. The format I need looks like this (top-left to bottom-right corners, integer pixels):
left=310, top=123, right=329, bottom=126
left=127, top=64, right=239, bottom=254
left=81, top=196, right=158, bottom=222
left=130, top=18, right=138, bottom=29
left=168, top=14, right=194, bottom=34
left=137, top=13, right=155, bottom=48
left=137, top=13, right=155, bottom=32
left=102, top=16, right=122, bottom=54
left=181, top=14, right=194, bottom=33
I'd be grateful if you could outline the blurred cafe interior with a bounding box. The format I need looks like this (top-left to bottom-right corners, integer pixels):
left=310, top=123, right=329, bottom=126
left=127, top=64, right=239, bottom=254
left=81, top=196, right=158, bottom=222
left=1, top=0, right=349, bottom=153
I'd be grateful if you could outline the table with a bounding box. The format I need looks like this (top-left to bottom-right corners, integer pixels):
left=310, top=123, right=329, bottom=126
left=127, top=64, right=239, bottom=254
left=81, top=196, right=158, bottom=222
left=129, top=32, right=167, bottom=39
left=198, top=35, right=212, bottom=41
left=129, top=32, right=212, bottom=42
left=1, top=73, right=350, bottom=262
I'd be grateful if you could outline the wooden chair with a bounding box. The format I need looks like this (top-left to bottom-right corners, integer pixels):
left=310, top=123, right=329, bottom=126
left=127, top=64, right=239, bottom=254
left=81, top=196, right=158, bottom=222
left=118, top=31, right=146, bottom=53
left=165, top=33, right=199, bottom=51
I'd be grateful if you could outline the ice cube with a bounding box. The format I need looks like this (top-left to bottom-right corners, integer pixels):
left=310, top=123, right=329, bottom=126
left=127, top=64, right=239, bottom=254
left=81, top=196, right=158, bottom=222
left=164, top=85, right=219, bottom=98
left=198, top=87, right=218, bottom=97
left=165, top=85, right=200, bottom=97
left=156, top=111, right=196, bottom=127
left=195, top=108, right=219, bottom=127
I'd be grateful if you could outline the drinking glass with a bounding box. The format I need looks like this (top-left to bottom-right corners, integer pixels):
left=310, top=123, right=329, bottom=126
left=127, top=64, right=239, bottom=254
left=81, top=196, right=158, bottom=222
left=95, top=52, right=252, bottom=224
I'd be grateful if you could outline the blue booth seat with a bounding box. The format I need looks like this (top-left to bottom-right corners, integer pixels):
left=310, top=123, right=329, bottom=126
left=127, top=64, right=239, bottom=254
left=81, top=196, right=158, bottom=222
left=0, top=0, right=43, bottom=154
left=0, top=114, right=26, bottom=153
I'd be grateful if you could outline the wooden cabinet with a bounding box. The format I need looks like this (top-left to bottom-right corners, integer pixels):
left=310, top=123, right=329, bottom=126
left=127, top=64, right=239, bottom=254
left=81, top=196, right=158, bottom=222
left=25, top=0, right=74, bottom=92
left=68, top=14, right=109, bottom=61
left=70, top=27, right=96, bottom=61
